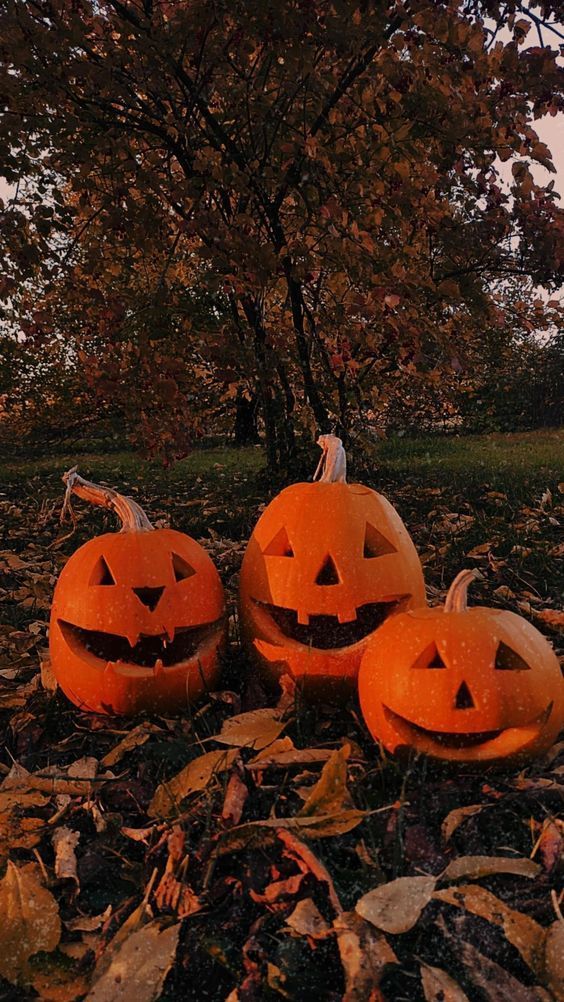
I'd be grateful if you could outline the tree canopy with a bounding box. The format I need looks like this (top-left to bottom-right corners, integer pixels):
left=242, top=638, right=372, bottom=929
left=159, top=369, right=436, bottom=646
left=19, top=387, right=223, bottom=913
left=1, top=0, right=562, bottom=462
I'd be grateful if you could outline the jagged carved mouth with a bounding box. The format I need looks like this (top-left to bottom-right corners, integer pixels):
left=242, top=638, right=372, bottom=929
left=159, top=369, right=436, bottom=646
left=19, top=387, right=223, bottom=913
left=254, top=598, right=409, bottom=649
left=59, top=620, right=220, bottom=669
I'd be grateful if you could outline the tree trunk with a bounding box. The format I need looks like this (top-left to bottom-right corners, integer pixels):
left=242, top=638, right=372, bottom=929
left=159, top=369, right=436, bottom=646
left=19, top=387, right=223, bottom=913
left=233, top=388, right=259, bottom=445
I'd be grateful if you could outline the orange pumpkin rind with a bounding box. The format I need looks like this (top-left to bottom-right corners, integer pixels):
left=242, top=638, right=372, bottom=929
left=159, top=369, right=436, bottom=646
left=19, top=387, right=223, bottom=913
left=50, top=470, right=226, bottom=715
left=239, top=436, right=427, bottom=695
left=358, top=569, right=564, bottom=763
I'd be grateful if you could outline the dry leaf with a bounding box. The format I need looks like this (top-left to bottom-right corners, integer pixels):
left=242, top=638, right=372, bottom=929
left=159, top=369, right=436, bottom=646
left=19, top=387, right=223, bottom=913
left=434, top=884, right=545, bottom=973
left=286, top=898, right=330, bottom=938
left=441, top=855, right=541, bottom=882
left=534, top=609, right=564, bottom=629
left=278, top=828, right=342, bottom=913
left=85, top=922, right=180, bottom=1002
left=214, top=708, right=286, bottom=750
left=148, top=748, right=238, bottom=818
left=441, top=805, right=486, bottom=842
left=356, top=875, right=437, bottom=934
left=299, top=744, right=351, bottom=818
left=0, top=859, right=61, bottom=983
left=420, top=962, right=470, bottom=1001
left=101, top=724, right=161, bottom=768
left=52, top=826, right=80, bottom=886
left=221, top=766, right=248, bottom=827
left=454, top=937, right=549, bottom=1002
left=334, top=911, right=398, bottom=1002
left=247, top=738, right=333, bottom=771
left=215, top=809, right=366, bottom=855
left=40, top=654, right=58, bottom=693
left=542, top=920, right=564, bottom=1002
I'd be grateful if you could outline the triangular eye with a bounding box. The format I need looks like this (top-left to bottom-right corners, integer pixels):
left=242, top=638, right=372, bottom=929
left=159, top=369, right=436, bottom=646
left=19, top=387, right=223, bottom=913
left=172, top=553, right=196, bottom=582
left=263, top=527, right=294, bottom=557
left=89, top=556, right=116, bottom=586
left=315, top=555, right=340, bottom=586
left=364, top=523, right=397, bottom=558
left=412, top=642, right=447, bottom=669
left=495, top=641, right=531, bottom=671
left=454, top=681, right=475, bottom=709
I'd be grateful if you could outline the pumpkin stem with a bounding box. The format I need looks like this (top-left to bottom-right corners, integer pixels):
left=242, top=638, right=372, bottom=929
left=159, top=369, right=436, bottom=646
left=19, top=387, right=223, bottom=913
left=61, top=467, right=154, bottom=532
left=444, top=569, right=481, bottom=613
left=313, top=434, right=347, bottom=483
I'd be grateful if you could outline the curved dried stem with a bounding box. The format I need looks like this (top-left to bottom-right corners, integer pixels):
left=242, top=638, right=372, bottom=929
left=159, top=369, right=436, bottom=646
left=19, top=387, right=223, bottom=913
left=444, top=569, right=481, bottom=614
left=313, top=434, right=347, bottom=483
left=61, top=467, right=154, bottom=532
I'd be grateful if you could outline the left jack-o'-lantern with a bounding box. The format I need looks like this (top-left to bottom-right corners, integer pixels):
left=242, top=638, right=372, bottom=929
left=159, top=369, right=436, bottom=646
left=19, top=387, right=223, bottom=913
left=50, top=469, right=226, bottom=715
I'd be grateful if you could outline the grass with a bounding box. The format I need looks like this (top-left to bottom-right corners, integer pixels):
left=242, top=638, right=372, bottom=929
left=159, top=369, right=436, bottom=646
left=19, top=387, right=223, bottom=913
left=2, top=429, right=562, bottom=489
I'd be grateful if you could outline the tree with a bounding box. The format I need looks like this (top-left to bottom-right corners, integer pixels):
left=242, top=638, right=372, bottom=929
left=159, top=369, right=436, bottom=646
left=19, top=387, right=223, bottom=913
left=1, top=0, right=562, bottom=464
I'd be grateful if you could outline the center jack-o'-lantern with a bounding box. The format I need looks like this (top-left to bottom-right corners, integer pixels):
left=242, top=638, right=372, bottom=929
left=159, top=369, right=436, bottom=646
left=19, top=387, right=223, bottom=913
left=239, top=435, right=426, bottom=694
left=358, top=569, right=564, bottom=763
left=49, top=469, right=226, bottom=715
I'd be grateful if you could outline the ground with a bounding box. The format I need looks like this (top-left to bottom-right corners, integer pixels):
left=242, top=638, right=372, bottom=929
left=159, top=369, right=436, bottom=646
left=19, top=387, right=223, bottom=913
left=0, top=430, right=562, bottom=1002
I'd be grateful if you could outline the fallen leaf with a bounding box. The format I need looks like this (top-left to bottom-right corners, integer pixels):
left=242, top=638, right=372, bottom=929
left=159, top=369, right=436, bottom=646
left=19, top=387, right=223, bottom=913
left=153, top=872, right=202, bottom=919
left=299, top=744, right=352, bottom=818
left=441, top=805, right=486, bottom=842
left=101, top=724, right=161, bottom=768
left=434, top=884, right=545, bottom=973
left=356, top=875, right=437, bottom=934
left=85, top=922, right=180, bottom=1001
left=221, top=765, right=248, bottom=826
left=420, top=962, right=470, bottom=1001
left=247, top=739, right=333, bottom=771
left=278, top=828, right=342, bottom=913
left=334, top=911, right=398, bottom=1002
left=286, top=898, right=331, bottom=938
left=542, top=920, right=564, bottom=1002
left=250, top=873, right=304, bottom=905
left=0, top=859, right=61, bottom=983
left=533, top=819, right=563, bottom=873
left=441, top=855, right=541, bottom=882
left=52, top=826, right=80, bottom=886
left=454, top=936, right=549, bottom=1002
left=148, top=748, right=238, bottom=818
left=533, top=609, right=564, bottom=629
left=215, top=809, right=367, bottom=854
left=214, top=708, right=286, bottom=750
left=40, top=654, right=58, bottom=692
left=466, top=542, right=492, bottom=557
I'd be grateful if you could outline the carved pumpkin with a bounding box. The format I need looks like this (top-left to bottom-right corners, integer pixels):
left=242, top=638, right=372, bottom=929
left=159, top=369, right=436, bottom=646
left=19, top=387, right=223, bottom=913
left=239, top=436, right=426, bottom=693
left=358, top=569, right=564, bottom=762
left=50, top=470, right=226, bottom=715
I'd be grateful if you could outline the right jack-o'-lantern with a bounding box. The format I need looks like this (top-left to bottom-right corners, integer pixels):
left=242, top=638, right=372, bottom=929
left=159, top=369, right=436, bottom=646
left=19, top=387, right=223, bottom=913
left=358, top=570, right=564, bottom=763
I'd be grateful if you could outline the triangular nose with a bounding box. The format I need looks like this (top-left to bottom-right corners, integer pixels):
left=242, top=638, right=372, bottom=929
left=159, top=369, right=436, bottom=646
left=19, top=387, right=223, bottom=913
left=315, top=555, right=340, bottom=585
left=133, top=586, right=165, bottom=611
left=454, top=681, right=475, bottom=710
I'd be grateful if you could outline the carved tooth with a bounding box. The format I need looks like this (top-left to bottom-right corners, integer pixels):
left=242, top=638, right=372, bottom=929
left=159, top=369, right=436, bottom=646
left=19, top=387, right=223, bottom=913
left=338, top=609, right=357, bottom=624
left=153, top=658, right=164, bottom=676
left=297, top=609, right=309, bottom=626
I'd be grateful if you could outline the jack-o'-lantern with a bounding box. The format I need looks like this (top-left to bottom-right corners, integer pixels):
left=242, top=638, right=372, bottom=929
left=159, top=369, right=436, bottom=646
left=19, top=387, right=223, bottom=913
left=239, top=436, right=426, bottom=694
left=358, top=569, right=564, bottom=762
left=50, top=469, right=226, bottom=715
